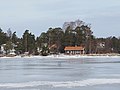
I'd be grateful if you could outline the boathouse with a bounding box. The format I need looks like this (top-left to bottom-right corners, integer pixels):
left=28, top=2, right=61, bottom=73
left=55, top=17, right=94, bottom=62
left=64, top=46, right=85, bottom=55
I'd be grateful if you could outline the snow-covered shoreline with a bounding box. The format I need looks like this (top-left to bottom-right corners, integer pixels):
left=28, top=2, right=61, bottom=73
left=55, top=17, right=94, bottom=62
left=1, top=54, right=120, bottom=59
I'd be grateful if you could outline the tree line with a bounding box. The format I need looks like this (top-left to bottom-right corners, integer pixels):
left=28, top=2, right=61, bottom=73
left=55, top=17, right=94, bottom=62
left=0, top=22, right=120, bottom=55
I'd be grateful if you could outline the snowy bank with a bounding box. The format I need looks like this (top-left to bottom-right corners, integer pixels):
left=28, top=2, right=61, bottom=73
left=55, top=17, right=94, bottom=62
left=0, top=54, right=120, bottom=59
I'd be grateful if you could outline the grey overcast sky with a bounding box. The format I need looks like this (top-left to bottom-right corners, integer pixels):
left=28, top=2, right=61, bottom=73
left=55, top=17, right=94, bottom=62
left=0, top=0, right=120, bottom=37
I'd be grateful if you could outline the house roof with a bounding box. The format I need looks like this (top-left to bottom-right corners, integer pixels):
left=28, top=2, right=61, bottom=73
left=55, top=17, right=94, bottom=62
left=49, top=44, right=57, bottom=49
left=64, top=46, right=84, bottom=51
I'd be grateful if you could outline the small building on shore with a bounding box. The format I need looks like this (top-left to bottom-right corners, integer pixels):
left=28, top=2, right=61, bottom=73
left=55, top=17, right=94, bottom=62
left=7, top=48, right=16, bottom=57
left=64, top=46, right=85, bottom=55
left=0, top=44, right=6, bottom=56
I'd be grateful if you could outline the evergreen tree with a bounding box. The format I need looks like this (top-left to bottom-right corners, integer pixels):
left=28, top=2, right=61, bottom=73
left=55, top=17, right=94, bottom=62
left=12, top=31, right=18, bottom=44
left=75, top=26, right=86, bottom=46
left=0, top=28, right=9, bottom=45
left=47, top=27, right=64, bottom=53
left=63, top=26, right=75, bottom=46
left=22, top=30, right=35, bottom=54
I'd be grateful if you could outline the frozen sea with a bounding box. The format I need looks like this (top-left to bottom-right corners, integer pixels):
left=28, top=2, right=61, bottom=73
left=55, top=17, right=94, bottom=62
left=0, top=56, right=120, bottom=90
